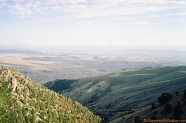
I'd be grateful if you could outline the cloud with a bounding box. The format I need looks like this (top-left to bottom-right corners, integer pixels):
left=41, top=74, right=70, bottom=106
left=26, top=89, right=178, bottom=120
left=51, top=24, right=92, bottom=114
left=11, top=4, right=32, bottom=15
left=0, top=0, right=7, bottom=2
left=2, top=0, right=186, bottom=18
left=168, top=11, right=186, bottom=16
left=50, top=0, right=186, bottom=19
left=111, top=17, right=136, bottom=20
left=130, top=21, right=148, bottom=25
left=45, top=0, right=88, bottom=5
left=0, top=0, right=7, bottom=9
left=85, top=20, right=93, bottom=25
left=168, top=19, right=184, bottom=22
left=10, top=1, right=48, bottom=15
left=13, top=0, right=24, bottom=3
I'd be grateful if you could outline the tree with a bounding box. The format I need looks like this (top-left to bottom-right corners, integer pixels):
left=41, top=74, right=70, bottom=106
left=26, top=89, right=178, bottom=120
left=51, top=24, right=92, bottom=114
left=175, top=91, right=179, bottom=96
left=183, top=89, right=186, bottom=100
left=151, top=116, right=157, bottom=120
left=134, top=116, right=143, bottom=123
left=164, top=103, right=173, bottom=114
left=30, top=109, right=36, bottom=123
left=32, top=91, right=36, bottom=98
left=173, top=104, right=184, bottom=118
left=151, top=103, right=156, bottom=110
left=0, top=78, right=17, bottom=123
left=17, top=109, right=25, bottom=123
left=22, top=108, right=27, bottom=116
left=158, top=93, right=173, bottom=105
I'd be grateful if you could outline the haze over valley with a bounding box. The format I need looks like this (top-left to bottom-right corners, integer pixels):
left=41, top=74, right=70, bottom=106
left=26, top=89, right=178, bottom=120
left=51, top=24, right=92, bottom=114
left=1, top=48, right=186, bottom=84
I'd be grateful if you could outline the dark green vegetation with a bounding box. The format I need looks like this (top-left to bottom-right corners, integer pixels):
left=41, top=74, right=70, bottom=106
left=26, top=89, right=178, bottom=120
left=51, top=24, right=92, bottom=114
left=0, top=76, right=17, bottom=122
left=44, top=66, right=186, bottom=122
left=44, top=79, right=77, bottom=93
left=131, top=90, right=186, bottom=123
left=0, top=65, right=102, bottom=123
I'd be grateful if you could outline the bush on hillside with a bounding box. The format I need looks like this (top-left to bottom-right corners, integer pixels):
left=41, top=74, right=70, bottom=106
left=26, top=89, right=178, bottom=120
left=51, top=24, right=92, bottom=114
left=173, top=104, right=184, bottom=118
left=134, top=116, right=143, bottom=123
left=151, top=103, right=156, bottom=110
left=164, top=103, right=173, bottom=114
left=183, top=89, right=186, bottom=100
left=158, top=93, right=173, bottom=105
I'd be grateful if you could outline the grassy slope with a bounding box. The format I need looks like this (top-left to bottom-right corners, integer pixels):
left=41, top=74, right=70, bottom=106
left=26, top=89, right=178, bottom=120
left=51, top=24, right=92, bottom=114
left=0, top=66, right=102, bottom=123
left=44, top=66, right=186, bottom=122
left=112, top=90, right=186, bottom=123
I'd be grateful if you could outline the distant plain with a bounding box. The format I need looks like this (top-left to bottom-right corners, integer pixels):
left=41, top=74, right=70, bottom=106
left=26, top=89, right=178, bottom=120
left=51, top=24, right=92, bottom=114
left=0, top=48, right=186, bottom=83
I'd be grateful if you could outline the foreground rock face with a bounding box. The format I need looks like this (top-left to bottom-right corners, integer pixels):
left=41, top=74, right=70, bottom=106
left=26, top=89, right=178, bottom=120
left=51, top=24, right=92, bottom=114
left=0, top=65, right=102, bottom=123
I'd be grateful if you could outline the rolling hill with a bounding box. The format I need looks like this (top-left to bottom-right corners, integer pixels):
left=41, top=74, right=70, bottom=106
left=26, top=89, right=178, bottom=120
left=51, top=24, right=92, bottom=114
left=44, top=66, right=186, bottom=122
left=111, top=90, right=186, bottom=123
left=0, top=65, right=102, bottom=123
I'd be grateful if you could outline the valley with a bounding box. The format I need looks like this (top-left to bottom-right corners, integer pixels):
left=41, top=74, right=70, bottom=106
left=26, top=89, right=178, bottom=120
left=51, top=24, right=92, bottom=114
left=44, top=66, right=186, bottom=122
left=1, top=48, right=186, bottom=84
left=1, top=0, right=186, bottom=122
left=1, top=48, right=186, bottom=122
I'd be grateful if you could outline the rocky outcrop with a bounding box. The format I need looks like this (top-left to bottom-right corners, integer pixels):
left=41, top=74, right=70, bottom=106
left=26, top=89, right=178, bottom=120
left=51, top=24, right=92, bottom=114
left=11, top=77, right=18, bottom=92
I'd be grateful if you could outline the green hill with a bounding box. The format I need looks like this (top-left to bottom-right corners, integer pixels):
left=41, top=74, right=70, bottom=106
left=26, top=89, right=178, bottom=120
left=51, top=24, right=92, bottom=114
left=44, top=66, right=186, bottom=122
left=113, top=90, right=186, bottom=123
left=0, top=65, right=102, bottom=123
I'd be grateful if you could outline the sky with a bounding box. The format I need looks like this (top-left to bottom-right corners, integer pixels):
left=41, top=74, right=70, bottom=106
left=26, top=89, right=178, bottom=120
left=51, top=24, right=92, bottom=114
left=0, top=0, right=186, bottom=50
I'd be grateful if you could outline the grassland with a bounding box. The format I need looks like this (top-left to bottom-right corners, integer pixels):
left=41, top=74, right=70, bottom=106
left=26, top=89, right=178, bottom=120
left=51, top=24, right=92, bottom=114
left=45, top=66, right=186, bottom=122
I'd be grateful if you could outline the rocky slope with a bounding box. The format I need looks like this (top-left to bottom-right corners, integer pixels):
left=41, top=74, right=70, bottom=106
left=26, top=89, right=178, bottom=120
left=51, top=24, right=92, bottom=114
left=0, top=65, right=102, bottom=123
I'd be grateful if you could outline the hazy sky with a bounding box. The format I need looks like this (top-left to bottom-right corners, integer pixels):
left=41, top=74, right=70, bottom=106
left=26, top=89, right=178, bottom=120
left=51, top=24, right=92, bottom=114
left=0, top=0, right=186, bottom=50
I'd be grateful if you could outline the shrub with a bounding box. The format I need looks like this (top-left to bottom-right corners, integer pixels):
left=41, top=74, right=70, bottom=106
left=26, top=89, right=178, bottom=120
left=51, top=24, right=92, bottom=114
left=158, top=93, right=173, bottom=105
left=151, top=103, right=156, bottom=110
left=175, top=91, right=179, bottom=96
left=134, top=116, right=143, bottom=123
left=164, top=103, right=173, bottom=114
left=183, top=89, right=186, bottom=100
left=173, top=104, right=184, bottom=118
left=151, top=115, right=157, bottom=120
